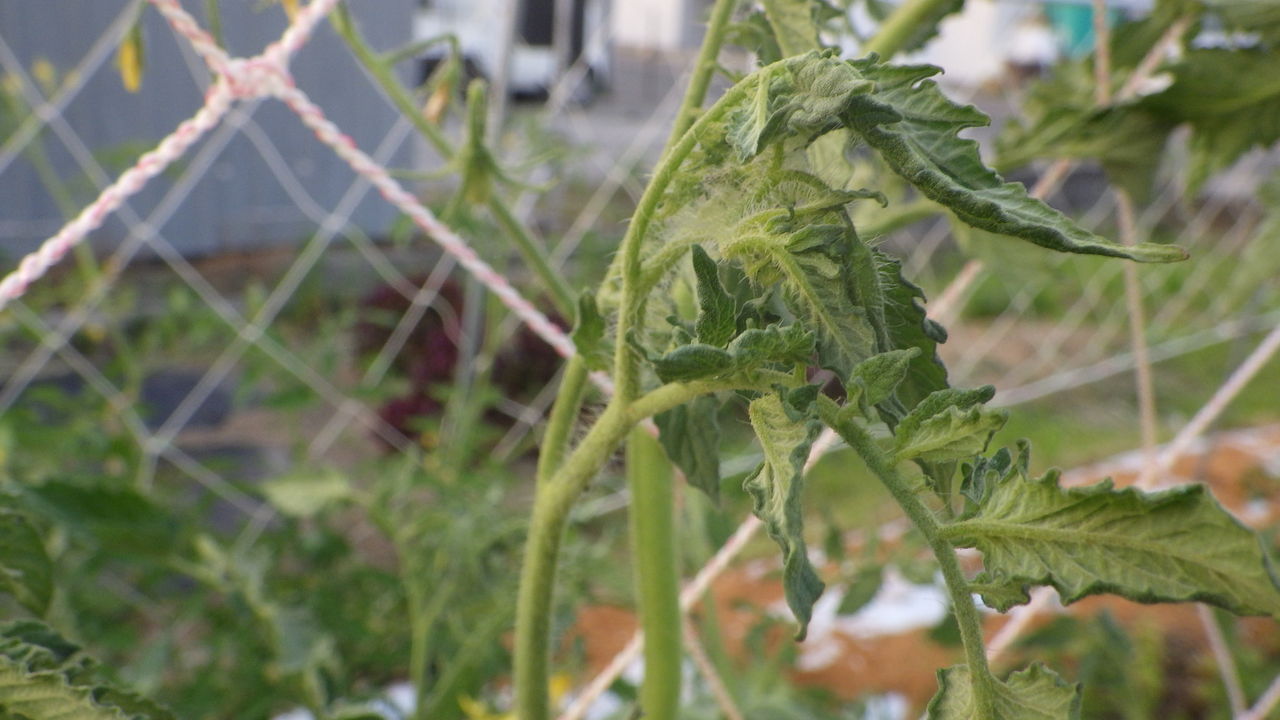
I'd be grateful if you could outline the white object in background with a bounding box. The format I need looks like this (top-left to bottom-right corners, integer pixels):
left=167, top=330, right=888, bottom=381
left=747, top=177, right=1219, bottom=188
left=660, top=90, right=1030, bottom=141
left=911, top=0, right=1005, bottom=86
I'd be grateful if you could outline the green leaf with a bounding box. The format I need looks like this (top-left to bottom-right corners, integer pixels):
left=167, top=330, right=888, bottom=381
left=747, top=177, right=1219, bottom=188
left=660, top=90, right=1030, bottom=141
left=846, top=58, right=1186, bottom=263
left=1143, top=48, right=1280, bottom=192
left=261, top=467, right=352, bottom=518
left=995, top=60, right=1173, bottom=200
left=691, top=246, right=736, bottom=347
left=942, top=470, right=1280, bottom=616
left=837, top=564, right=883, bottom=615
left=572, top=291, right=611, bottom=371
left=1206, top=0, right=1280, bottom=39
left=726, top=11, right=783, bottom=65
left=725, top=323, right=815, bottom=367
left=884, top=0, right=965, bottom=55
left=0, top=509, right=51, bottom=616
left=847, top=347, right=920, bottom=407
left=651, top=344, right=735, bottom=384
left=728, top=72, right=789, bottom=162
left=0, top=621, right=173, bottom=720
left=727, top=221, right=877, bottom=380
left=745, top=392, right=825, bottom=640
left=927, top=663, right=1081, bottom=719
left=0, top=659, right=128, bottom=720
left=25, top=482, right=177, bottom=559
left=655, top=395, right=723, bottom=504
left=650, top=324, right=815, bottom=384
left=874, top=251, right=949, bottom=411
left=760, top=0, right=823, bottom=56
left=892, top=386, right=1005, bottom=463
left=727, top=53, right=875, bottom=161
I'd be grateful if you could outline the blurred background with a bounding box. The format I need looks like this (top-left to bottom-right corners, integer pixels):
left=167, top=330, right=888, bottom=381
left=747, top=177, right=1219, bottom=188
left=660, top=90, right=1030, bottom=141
left=1, top=1, right=1278, bottom=718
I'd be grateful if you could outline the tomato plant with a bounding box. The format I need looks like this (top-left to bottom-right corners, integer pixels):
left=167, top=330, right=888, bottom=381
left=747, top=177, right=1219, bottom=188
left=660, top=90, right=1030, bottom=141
left=2, top=1, right=1280, bottom=719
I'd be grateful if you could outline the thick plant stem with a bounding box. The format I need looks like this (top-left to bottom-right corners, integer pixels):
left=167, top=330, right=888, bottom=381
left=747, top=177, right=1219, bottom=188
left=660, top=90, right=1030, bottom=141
left=819, top=398, right=998, bottom=718
left=515, top=401, right=630, bottom=720
left=668, top=0, right=738, bottom=143
left=627, top=428, right=682, bottom=720
left=862, top=0, right=960, bottom=59
left=537, top=355, right=590, bottom=484
left=514, top=373, right=785, bottom=720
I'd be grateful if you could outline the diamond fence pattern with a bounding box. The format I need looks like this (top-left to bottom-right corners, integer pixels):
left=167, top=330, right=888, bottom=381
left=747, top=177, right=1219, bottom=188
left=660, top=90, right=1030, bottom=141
left=2, top=1, right=1280, bottom=718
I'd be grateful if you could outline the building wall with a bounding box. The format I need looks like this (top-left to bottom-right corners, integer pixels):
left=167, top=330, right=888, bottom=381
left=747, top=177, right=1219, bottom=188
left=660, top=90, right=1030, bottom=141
left=0, top=0, right=413, bottom=262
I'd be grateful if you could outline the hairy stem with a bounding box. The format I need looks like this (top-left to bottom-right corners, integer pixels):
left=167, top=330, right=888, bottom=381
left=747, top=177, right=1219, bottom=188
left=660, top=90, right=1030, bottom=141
left=537, top=355, right=591, bottom=484
left=515, top=401, right=629, bottom=720
left=818, top=397, right=997, bottom=718
left=862, top=0, right=959, bottom=59
left=612, top=77, right=757, bottom=400
left=627, top=427, right=682, bottom=720
left=514, top=372, right=786, bottom=720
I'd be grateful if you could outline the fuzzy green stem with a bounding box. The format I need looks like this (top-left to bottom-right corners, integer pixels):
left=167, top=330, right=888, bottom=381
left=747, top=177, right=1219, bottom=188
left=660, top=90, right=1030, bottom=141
left=612, top=77, right=758, bottom=401
left=331, top=8, right=574, bottom=317
left=515, top=399, right=632, bottom=720
left=668, top=0, right=738, bottom=143
left=514, top=371, right=787, bottom=720
left=862, top=0, right=960, bottom=59
left=818, top=397, right=997, bottom=718
left=627, top=427, right=682, bottom=720
left=536, top=355, right=590, bottom=484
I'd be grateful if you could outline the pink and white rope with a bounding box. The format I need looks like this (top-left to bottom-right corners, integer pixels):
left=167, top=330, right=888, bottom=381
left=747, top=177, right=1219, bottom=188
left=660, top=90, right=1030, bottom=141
left=1, top=0, right=584, bottom=377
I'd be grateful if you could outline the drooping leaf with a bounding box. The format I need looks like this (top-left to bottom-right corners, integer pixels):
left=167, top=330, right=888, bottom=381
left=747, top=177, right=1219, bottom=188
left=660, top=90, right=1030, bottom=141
left=942, top=470, right=1280, bottom=616
left=926, top=663, right=1081, bottom=719
left=0, top=509, right=51, bottom=616
left=691, top=245, right=736, bottom=347
left=655, top=395, right=723, bottom=503
left=745, top=392, right=825, bottom=639
left=845, top=57, right=1187, bottom=263
left=572, top=291, right=611, bottom=371
left=260, top=467, right=352, bottom=518
left=891, top=386, right=1003, bottom=463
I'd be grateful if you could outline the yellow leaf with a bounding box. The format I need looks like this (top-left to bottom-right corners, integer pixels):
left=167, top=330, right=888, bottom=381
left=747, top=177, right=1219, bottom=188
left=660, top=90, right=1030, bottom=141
left=423, top=86, right=450, bottom=124
left=458, top=696, right=511, bottom=720
left=116, top=29, right=143, bottom=93
left=281, top=0, right=301, bottom=20
left=31, top=58, right=56, bottom=93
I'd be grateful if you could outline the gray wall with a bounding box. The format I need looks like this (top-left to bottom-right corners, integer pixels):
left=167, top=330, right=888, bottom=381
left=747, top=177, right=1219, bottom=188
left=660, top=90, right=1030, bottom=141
left=0, top=0, right=413, bottom=262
